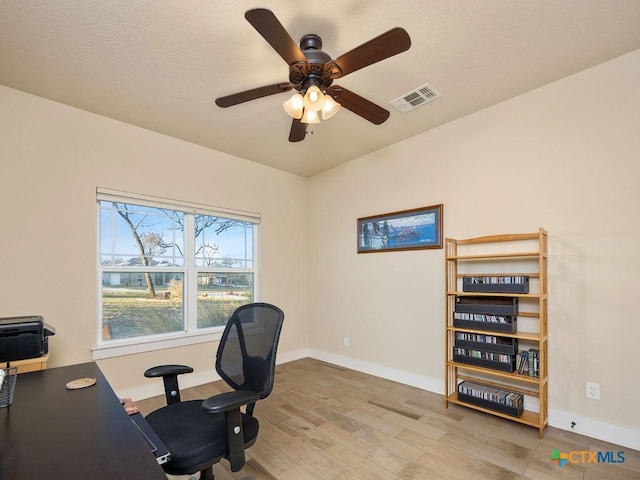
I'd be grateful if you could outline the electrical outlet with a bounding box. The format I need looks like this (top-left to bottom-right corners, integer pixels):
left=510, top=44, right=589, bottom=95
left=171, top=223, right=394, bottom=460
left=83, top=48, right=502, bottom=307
left=343, top=337, right=349, bottom=347
left=586, top=382, right=600, bottom=400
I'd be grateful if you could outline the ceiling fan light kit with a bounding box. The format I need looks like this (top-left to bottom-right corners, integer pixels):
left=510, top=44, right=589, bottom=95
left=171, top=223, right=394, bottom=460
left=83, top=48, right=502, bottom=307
left=283, top=85, right=341, bottom=124
left=215, top=8, right=411, bottom=142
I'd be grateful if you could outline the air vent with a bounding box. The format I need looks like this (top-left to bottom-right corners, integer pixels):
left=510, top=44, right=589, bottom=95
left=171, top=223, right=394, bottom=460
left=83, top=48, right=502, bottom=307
left=390, top=83, right=441, bottom=113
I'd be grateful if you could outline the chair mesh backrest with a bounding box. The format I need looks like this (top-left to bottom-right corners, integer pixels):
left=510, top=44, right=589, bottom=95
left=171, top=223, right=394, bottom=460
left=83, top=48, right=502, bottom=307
left=215, top=303, right=284, bottom=399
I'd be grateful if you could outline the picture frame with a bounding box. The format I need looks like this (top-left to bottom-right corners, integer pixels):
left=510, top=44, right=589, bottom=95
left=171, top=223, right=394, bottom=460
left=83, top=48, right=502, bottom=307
left=357, top=204, right=443, bottom=253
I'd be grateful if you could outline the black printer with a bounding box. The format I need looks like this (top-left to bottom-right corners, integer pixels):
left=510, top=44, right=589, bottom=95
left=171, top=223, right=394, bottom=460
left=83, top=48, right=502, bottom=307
left=0, top=316, right=55, bottom=363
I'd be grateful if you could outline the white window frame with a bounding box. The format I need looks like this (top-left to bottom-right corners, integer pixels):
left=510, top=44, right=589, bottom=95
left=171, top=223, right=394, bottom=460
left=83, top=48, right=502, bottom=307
left=92, top=188, right=260, bottom=360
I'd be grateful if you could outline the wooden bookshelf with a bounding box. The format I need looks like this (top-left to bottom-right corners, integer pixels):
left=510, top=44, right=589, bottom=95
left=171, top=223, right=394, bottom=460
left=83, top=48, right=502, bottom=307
left=444, top=228, right=548, bottom=437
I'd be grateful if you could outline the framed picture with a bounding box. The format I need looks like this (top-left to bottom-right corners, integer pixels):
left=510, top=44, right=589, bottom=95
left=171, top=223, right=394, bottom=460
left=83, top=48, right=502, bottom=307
left=357, top=204, right=443, bottom=253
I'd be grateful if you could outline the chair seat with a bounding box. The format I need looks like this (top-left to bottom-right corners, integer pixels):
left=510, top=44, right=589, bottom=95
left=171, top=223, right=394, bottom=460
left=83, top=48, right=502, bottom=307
left=145, top=400, right=259, bottom=475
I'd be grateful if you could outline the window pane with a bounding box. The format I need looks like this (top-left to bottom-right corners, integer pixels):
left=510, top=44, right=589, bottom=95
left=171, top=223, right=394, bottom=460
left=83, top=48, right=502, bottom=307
left=99, top=201, right=184, bottom=267
left=101, top=272, right=184, bottom=340
left=196, top=273, right=254, bottom=328
left=195, top=215, right=253, bottom=268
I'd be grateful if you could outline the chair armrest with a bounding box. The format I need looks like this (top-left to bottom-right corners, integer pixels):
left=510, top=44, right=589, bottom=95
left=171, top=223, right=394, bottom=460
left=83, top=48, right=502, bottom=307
left=144, top=364, right=194, bottom=378
left=201, top=390, right=261, bottom=473
left=201, top=390, right=260, bottom=414
left=144, top=364, right=194, bottom=405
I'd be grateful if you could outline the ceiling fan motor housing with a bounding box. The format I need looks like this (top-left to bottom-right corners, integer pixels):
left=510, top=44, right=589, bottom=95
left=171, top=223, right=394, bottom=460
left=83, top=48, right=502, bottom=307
left=290, top=34, right=335, bottom=91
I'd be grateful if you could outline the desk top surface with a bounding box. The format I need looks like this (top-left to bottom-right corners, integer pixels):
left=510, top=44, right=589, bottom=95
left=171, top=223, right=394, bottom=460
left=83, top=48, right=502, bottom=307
left=0, top=362, right=166, bottom=480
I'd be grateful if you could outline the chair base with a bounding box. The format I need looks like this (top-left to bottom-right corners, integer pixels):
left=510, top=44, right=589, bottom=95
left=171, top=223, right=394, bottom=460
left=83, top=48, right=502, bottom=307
left=199, top=466, right=213, bottom=480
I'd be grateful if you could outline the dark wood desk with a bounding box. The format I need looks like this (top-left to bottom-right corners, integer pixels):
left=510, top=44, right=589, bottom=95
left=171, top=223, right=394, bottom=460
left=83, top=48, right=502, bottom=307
left=0, top=362, right=166, bottom=479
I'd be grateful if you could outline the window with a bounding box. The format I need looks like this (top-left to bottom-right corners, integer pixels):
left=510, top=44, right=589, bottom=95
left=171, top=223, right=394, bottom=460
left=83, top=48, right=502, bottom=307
left=96, top=189, right=259, bottom=353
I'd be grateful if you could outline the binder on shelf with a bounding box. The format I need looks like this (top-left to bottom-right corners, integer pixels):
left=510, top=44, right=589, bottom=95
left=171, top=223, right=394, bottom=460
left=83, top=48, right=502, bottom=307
left=528, top=349, right=539, bottom=378
left=516, top=350, right=529, bottom=375
left=457, top=380, right=524, bottom=418
left=454, top=332, right=517, bottom=355
left=455, top=296, right=519, bottom=316
left=462, top=276, right=529, bottom=294
left=452, top=312, right=517, bottom=333
left=452, top=347, right=516, bottom=373
left=515, top=349, right=540, bottom=378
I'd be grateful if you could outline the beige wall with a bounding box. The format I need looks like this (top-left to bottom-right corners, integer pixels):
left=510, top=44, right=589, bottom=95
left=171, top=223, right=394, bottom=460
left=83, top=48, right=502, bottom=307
left=308, top=49, right=640, bottom=436
left=0, top=85, right=309, bottom=393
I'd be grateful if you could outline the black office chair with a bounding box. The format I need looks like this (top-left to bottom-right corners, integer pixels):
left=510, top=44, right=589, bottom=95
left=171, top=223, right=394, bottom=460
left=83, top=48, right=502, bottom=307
left=143, top=302, right=284, bottom=480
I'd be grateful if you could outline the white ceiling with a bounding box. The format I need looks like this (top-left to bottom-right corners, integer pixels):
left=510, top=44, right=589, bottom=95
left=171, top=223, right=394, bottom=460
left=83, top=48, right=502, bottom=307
left=2, top=1, right=640, bottom=177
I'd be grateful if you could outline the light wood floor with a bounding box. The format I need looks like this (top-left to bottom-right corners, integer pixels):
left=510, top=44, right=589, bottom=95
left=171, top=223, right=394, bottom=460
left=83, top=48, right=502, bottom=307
left=136, top=358, right=639, bottom=480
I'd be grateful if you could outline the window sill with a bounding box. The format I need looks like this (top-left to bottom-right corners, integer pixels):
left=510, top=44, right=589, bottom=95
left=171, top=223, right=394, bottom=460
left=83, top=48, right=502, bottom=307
left=91, top=329, right=223, bottom=360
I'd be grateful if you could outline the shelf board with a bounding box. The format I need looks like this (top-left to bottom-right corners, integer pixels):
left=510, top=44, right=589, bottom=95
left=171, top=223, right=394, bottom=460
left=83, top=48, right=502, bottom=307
left=449, top=232, right=543, bottom=245
left=446, top=251, right=540, bottom=261
left=447, top=361, right=546, bottom=385
left=447, top=326, right=540, bottom=341
left=447, top=291, right=545, bottom=299
left=446, top=393, right=544, bottom=428
left=455, top=272, right=540, bottom=278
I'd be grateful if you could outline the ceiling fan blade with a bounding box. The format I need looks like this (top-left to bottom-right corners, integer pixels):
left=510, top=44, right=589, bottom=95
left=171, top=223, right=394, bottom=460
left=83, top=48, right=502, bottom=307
left=215, top=83, right=293, bottom=108
left=326, top=27, right=411, bottom=79
left=245, top=9, right=307, bottom=65
left=288, top=118, right=306, bottom=142
left=328, top=86, right=390, bottom=125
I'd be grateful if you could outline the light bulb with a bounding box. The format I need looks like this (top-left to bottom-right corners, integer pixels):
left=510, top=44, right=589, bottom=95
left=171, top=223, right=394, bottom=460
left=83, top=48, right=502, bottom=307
left=301, top=109, right=320, bottom=124
left=303, top=86, right=325, bottom=112
left=283, top=93, right=304, bottom=119
left=321, top=96, right=341, bottom=120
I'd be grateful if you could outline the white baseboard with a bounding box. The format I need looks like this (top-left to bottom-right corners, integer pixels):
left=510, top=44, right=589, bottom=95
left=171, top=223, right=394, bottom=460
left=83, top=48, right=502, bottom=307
left=549, top=409, right=639, bottom=451
left=276, top=348, right=310, bottom=365
left=118, top=349, right=639, bottom=451
left=307, top=349, right=443, bottom=394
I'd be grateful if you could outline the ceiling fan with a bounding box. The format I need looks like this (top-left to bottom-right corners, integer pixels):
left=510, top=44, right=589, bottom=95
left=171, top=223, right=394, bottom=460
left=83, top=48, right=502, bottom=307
left=215, top=8, right=411, bottom=142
